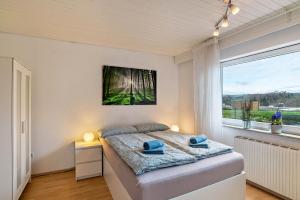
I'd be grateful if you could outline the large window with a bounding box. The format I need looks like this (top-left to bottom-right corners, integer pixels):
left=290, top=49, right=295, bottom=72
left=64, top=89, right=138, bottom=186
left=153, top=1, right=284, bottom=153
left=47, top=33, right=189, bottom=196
left=222, top=45, right=300, bottom=132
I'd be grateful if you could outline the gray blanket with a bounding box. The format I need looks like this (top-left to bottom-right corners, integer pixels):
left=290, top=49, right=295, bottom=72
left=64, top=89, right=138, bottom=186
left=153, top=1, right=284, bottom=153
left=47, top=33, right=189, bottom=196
left=148, top=131, right=233, bottom=160
left=105, top=133, right=196, bottom=175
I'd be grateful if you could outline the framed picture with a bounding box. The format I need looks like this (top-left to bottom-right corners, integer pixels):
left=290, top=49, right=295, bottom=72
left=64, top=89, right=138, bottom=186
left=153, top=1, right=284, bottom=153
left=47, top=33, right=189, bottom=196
left=102, top=65, right=157, bottom=105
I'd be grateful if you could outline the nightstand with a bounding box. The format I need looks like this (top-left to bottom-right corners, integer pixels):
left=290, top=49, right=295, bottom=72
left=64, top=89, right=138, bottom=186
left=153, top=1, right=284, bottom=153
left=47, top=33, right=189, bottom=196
left=75, top=139, right=103, bottom=180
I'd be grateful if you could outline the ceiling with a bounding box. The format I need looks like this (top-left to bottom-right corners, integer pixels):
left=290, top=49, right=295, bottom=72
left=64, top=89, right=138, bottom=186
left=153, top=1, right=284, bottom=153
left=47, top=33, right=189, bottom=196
left=0, top=0, right=299, bottom=56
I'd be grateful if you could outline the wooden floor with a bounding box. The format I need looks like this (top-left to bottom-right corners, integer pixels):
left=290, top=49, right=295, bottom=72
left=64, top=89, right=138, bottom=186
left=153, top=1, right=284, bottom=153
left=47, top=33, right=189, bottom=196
left=20, top=171, right=112, bottom=200
left=20, top=170, right=281, bottom=200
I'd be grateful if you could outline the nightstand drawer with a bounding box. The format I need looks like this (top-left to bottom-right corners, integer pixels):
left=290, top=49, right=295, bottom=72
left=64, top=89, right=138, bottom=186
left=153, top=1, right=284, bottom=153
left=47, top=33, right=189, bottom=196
left=76, top=147, right=102, bottom=163
left=76, top=161, right=102, bottom=179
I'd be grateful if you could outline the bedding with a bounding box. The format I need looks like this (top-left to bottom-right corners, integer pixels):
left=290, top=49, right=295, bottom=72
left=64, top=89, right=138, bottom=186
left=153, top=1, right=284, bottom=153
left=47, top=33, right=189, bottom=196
left=148, top=131, right=233, bottom=159
left=102, top=138, right=244, bottom=200
left=134, top=123, right=169, bottom=133
left=100, top=125, right=138, bottom=138
left=105, top=133, right=196, bottom=175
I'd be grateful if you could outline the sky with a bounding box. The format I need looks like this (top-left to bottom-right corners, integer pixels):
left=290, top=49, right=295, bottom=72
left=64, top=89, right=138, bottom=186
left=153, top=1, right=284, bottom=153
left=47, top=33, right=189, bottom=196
left=223, top=51, right=300, bottom=95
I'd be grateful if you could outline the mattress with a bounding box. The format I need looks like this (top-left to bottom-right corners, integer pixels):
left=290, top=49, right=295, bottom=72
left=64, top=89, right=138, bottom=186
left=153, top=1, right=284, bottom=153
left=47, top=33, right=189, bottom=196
left=101, top=138, right=244, bottom=200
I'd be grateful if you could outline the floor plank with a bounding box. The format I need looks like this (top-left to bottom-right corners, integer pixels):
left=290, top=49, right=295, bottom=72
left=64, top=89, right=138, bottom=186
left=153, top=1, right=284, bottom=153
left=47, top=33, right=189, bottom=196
left=21, top=170, right=281, bottom=200
left=246, top=184, right=281, bottom=200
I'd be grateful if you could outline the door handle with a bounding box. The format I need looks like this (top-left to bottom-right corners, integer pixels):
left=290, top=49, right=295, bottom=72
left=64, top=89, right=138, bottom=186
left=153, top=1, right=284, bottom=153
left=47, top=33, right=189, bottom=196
left=21, top=121, right=25, bottom=134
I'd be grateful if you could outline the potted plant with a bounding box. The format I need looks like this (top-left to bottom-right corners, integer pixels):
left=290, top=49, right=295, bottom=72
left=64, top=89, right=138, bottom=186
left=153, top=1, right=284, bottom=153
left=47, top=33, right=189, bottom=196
left=271, top=110, right=283, bottom=134
left=242, top=100, right=251, bottom=129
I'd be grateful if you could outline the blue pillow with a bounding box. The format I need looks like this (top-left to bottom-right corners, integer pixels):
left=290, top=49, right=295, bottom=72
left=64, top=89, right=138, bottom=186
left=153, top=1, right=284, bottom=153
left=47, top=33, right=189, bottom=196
left=100, top=126, right=138, bottom=138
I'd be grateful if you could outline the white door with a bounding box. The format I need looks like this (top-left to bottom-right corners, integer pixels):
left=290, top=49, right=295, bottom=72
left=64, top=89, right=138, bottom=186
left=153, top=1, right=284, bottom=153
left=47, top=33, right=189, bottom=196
left=13, top=60, right=31, bottom=200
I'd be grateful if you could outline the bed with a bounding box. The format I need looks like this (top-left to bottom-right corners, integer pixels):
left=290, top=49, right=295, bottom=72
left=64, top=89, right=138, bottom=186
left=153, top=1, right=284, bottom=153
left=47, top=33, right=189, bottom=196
left=100, top=124, right=245, bottom=200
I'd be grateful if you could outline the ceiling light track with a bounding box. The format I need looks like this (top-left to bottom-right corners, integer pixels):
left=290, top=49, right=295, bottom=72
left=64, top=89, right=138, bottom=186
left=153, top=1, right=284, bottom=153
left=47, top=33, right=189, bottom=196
left=213, top=0, right=240, bottom=37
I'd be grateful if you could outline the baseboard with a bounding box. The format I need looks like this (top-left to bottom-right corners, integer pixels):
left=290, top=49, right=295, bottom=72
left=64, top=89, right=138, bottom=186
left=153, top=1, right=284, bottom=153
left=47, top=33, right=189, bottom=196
left=246, top=180, right=290, bottom=200
left=31, top=167, right=75, bottom=178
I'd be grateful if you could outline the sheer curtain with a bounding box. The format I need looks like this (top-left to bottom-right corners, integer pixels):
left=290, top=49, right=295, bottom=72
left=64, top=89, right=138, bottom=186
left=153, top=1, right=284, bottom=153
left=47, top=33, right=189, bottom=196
left=192, top=38, right=223, bottom=141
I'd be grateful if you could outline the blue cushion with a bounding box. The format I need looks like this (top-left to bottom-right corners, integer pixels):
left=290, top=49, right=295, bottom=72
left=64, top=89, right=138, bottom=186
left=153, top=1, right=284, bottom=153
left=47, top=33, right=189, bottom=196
left=143, top=147, right=165, bottom=154
left=143, top=140, right=164, bottom=150
left=189, top=142, right=209, bottom=149
left=189, top=135, right=207, bottom=144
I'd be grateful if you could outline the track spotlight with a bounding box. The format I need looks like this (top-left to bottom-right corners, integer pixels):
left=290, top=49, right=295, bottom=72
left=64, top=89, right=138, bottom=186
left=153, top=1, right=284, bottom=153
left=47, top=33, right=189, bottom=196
left=229, top=4, right=240, bottom=15
left=221, top=16, right=229, bottom=28
left=213, top=27, right=220, bottom=37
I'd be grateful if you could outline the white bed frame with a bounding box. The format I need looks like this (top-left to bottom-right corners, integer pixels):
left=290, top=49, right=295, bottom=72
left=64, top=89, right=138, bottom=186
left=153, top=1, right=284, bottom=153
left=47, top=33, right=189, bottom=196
left=103, top=156, right=246, bottom=200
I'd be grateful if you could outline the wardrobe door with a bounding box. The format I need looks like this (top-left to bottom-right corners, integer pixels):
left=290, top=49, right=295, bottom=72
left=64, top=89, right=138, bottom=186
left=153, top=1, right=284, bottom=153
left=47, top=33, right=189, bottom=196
left=13, top=62, right=23, bottom=200
left=13, top=60, right=31, bottom=200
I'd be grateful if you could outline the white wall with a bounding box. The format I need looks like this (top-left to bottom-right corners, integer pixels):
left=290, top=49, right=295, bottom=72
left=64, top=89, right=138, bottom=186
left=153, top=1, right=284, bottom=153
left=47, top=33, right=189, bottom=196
left=0, top=32, right=179, bottom=174
left=0, top=57, right=13, bottom=200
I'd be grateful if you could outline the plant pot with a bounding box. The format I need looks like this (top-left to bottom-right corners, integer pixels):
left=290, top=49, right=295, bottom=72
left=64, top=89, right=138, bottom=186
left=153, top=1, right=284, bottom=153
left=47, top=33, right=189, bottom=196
left=271, top=125, right=282, bottom=134
left=243, top=120, right=251, bottom=129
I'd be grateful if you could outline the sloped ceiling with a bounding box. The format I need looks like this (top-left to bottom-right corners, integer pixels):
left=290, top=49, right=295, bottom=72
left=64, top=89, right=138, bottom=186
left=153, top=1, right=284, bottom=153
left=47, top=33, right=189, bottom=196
left=0, top=0, right=299, bottom=55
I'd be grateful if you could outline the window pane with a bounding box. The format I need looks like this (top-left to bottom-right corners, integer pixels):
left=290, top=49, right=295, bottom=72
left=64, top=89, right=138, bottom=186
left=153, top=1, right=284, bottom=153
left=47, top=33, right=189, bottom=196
left=223, top=51, right=300, bottom=126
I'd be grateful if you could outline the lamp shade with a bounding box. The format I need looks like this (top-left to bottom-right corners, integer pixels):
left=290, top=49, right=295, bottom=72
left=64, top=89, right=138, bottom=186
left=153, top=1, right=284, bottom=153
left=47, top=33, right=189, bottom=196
left=230, top=4, right=240, bottom=15
left=171, top=125, right=180, bottom=132
left=221, top=17, right=229, bottom=27
left=83, top=132, right=95, bottom=142
left=213, top=28, right=219, bottom=37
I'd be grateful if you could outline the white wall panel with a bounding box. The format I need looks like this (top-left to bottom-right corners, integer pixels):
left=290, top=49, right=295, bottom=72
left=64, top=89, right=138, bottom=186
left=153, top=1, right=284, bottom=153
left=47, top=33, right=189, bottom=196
left=0, top=32, right=179, bottom=174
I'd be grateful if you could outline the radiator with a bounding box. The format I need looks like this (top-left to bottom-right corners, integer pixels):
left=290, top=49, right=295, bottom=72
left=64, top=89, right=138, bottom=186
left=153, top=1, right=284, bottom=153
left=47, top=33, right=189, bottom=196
left=234, top=136, right=300, bottom=200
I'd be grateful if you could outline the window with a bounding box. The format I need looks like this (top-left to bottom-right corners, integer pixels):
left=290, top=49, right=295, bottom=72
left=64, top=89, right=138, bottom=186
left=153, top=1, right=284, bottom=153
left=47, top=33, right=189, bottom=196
left=222, top=44, right=300, bottom=134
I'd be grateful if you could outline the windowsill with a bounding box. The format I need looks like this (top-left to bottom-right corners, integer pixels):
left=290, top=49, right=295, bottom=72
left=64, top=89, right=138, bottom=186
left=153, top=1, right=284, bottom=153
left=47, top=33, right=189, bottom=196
left=223, top=124, right=300, bottom=140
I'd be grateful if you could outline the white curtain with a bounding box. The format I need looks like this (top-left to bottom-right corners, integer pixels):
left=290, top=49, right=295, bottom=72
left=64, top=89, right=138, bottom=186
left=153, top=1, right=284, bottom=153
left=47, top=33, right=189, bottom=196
left=192, top=38, right=223, bottom=141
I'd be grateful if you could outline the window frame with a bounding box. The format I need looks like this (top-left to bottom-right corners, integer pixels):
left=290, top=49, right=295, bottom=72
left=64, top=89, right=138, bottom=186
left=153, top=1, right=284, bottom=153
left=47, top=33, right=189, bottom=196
left=221, top=43, right=300, bottom=136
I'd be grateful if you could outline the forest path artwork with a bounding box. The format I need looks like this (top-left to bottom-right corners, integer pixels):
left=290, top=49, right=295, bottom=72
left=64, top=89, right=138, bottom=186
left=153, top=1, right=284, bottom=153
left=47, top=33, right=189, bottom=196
left=103, top=66, right=157, bottom=105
